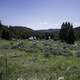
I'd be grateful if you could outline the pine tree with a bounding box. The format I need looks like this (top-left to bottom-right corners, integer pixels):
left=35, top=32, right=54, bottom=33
left=1, top=30, right=11, bottom=40
left=67, top=24, right=75, bottom=44
left=59, top=22, right=75, bottom=44
left=59, top=22, right=65, bottom=41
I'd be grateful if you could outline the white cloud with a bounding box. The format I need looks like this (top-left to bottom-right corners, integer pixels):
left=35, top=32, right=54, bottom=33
left=39, top=22, right=48, bottom=25
left=73, top=23, right=80, bottom=27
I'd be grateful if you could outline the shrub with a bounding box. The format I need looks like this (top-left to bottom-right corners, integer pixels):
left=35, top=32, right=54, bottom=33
left=75, top=51, right=80, bottom=57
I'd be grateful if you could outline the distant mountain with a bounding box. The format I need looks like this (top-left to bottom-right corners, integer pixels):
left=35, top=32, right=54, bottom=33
left=36, top=29, right=60, bottom=33
left=74, top=26, right=80, bottom=30
left=36, top=27, right=80, bottom=33
left=74, top=26, right=80, bottom=33
left=73, top=27, right=80, bottom=40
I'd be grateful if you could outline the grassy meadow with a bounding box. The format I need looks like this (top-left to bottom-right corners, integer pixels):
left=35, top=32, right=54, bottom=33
left=0, top=39, right=80, bottom=80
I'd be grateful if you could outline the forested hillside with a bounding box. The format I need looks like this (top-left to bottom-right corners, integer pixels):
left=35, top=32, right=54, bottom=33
left=0, top=21, right=80, bottom=41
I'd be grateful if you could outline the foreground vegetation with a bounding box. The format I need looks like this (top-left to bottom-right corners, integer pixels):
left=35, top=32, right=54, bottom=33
left=0, top=39, right=80, bottom=80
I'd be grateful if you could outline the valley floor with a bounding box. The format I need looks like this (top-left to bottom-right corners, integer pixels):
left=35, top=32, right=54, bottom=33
left=0, top=39, right=80, bottom=80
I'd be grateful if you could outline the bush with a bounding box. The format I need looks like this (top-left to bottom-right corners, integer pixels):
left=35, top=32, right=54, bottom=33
left=75, top=51, right=80, bottom=57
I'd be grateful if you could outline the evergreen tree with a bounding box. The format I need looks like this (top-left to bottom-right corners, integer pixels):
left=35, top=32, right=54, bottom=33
left=50, top=33, right=54, bottom=39
left=67, top=24, right=75, bottom=44
left=1, top=29, right=11, bottom=40
left=59, top=22, right=75, bottom=44
left=45, top=32, right=49, bottom=40
left=59, top=22, right=65, bottom=41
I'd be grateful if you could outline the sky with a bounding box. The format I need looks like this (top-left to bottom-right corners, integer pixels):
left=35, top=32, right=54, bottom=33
left=0, top=0, right=80, bottom=30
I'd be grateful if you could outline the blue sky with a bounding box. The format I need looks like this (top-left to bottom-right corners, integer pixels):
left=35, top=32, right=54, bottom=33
left=0, top=0, right=80, bottom=30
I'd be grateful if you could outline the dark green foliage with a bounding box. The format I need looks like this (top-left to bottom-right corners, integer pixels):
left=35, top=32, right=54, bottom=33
left=59, top=22, right=75, bottom=44
left=0, top=20, right=77, bottom=42
left=0, top=22, right=11, bottom=40
left=8, top=26, right=33, bottom=39
left=74, top=27, right=80, bottom=40
left=0, top=22, right=8, bottom=38
left=50, top=33, right=54, bottom=39
left=44, top=32, right=49, bottom=40
left=1, top=30, right=10, bottom=40
left=67, top=25, right=75, bottom=44
left=59, top=22, right=68, bottom=41
left=0, top=22, right=34, bottom=40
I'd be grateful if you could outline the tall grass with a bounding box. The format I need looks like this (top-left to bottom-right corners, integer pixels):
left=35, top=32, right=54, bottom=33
left=0, top=40, right=80, bottom=80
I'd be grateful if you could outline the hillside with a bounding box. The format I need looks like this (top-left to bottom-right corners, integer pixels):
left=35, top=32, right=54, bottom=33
left=1, top=22, right=80, bottom=40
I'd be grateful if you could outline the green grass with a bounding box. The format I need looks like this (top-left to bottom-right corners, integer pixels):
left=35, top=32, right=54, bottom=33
left=0, top=39, right=80, bottom=80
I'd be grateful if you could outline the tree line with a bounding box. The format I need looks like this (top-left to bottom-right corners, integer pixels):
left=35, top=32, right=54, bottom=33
left=0, top=21, right=56, bottom=40
left=0, top=21, right=77, bottom=44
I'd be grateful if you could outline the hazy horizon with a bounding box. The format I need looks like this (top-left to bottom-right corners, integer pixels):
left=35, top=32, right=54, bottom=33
left=0, top=0, right=80, bottom=30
